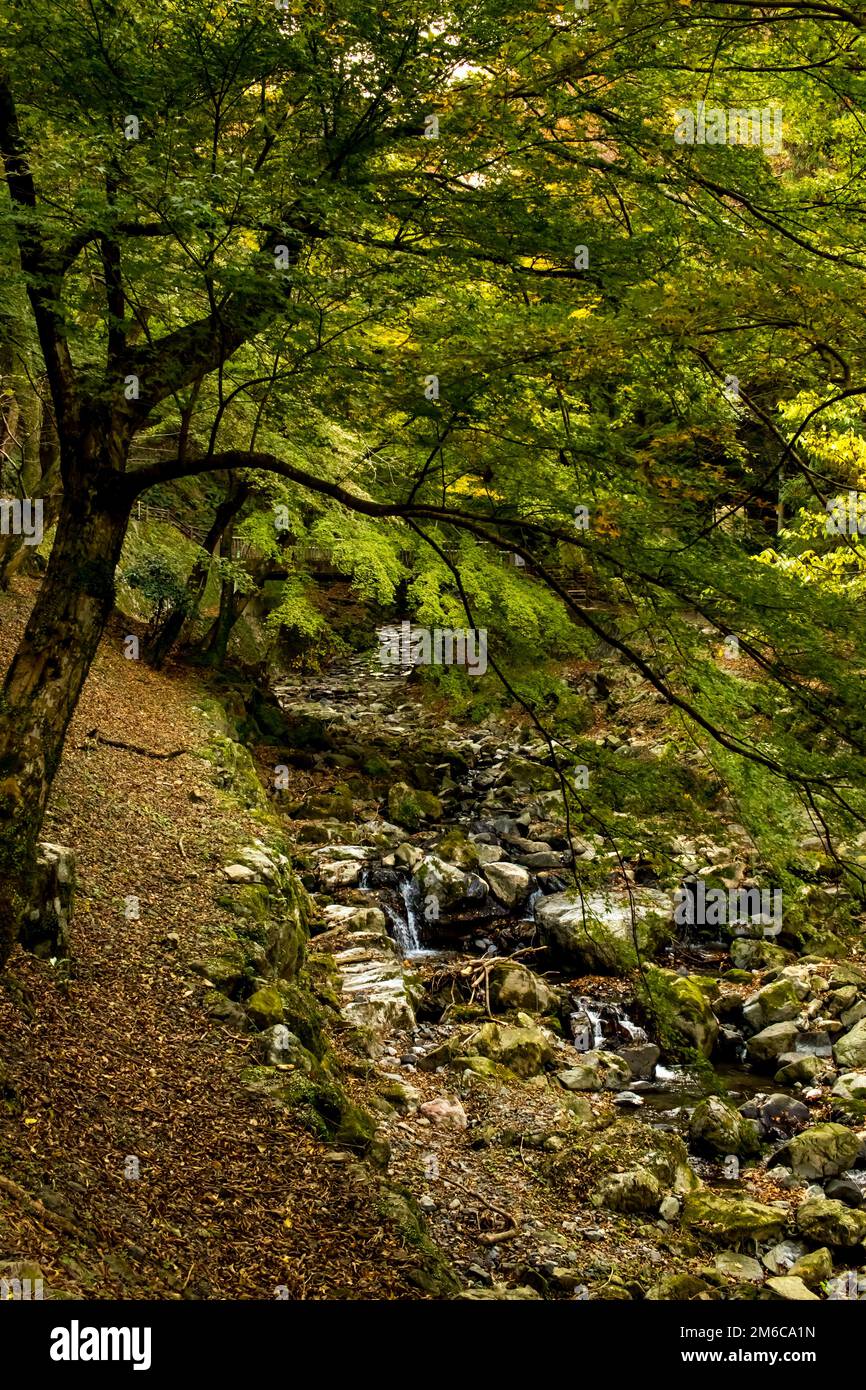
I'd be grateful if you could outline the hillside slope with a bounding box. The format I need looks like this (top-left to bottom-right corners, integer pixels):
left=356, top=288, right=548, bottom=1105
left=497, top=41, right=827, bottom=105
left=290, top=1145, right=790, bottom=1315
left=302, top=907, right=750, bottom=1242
left=0, top=582, right=436, bottom=1300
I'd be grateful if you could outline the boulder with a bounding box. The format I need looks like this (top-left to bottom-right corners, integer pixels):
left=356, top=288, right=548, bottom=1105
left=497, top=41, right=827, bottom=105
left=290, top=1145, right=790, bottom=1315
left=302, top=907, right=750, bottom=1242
left=825, top=1178, right=863, bottom=1209
left=748, top=1092, right=811, bottom=1141
left=486, top=960, right=555, bottom=1015
left=618, top=1043, right=661, bottom=1080
left=834, top=1019, right=866, bottom=1070
left=775, top=1124, right=862, bottom=1181
left=483, top=861, right=531, bottom=908
left=414, top=855, right=485, bottom=917
left=535, top=889, right=671, bottom=973
left=387, top=782, right=442, bottom=830
left=557, top=1050, right=632, bottom=1092
left=745, top=1021, right=801, bottom=1067
left=832, top=1072, right=866, bottom=1101
left=318, top=859, right=362, bottom=890
left=258, top=1024, right=305, bottom=1065
left=246, top=986, right=285, bottom=1029
left=775, top=1053, right=822, bottom=1086
left=377, top=1078, right=421, bottom=1114
left=646, top=1274, right=715, bottom=1301
left=796, top=1197, right=866, bottom=1247
left=468, top=1021, right=556, bottom=1078
left=419, top=1097, right=467, bottom=1129
left=743, top=976, right=809, bottom=1031
left=730, top=937, right=794, bottom=972
left=649, top=968, right=719, bottom=1059
left=788, top=1247, right=833, bottom=1287
left=715, top=1251, right=764, bottom=1282
left=591, top=1167, right=663, bottom=1214
left=689, top=1096, right=760, bottom=1157
left=682, top=1193, right=787, bottom=1244
left=764, top=1276, right=819, bottom=1301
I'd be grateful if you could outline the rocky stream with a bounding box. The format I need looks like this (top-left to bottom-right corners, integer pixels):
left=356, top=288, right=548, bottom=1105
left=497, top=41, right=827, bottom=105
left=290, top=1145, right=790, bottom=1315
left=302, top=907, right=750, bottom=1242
left=239, top=642, right=866, bottom=1301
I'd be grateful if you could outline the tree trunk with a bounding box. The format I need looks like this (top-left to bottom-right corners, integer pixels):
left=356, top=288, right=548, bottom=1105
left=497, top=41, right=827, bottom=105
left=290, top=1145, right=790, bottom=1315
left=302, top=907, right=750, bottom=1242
left=0, top=473, right=130, bottom=967
left=199, top=573, right=247, bottom=669
left=145, top=480, right=248, bottom=669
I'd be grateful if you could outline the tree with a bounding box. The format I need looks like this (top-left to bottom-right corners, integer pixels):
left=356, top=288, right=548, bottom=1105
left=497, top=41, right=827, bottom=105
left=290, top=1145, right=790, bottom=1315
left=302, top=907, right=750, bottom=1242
left=3, top=0, right=866, bottom=969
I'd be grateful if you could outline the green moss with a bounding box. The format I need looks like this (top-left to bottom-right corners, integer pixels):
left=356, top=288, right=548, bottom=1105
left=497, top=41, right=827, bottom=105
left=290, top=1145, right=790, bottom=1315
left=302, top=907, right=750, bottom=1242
left=387, top=782, right=443, bottom=830
left=247, top=986, right=285, bottom=1029
left=376, top=1188, right=461, bottom=1295
left=277, top=977, right=329, bottom=1058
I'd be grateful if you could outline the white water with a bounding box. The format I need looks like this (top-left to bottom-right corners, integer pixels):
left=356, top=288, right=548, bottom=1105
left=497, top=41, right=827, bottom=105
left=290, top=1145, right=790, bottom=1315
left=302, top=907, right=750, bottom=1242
left=381, top=876, right=429, bottom=956
left=570, top=995, right=648, bottom=1052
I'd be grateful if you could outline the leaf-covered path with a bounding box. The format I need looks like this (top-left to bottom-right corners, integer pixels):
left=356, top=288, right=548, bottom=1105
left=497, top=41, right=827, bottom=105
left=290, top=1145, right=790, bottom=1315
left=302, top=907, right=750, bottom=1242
left=0, top=583, right=427, bottom=1300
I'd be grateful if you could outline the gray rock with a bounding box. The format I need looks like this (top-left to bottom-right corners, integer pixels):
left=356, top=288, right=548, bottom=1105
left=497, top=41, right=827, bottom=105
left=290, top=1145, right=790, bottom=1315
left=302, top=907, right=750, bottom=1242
left=746, top=1021, right=801, bottom=1066
left=715, top=1251, right=764, bottom=1282
left=536, top=889, right=672, bottom=972
left=835, top=1018, right=866, bottom=1070
left=775, top=1124, right=862, bottom=1180
left=258, top=1024, right=305, bottom=1066
left=483, top=861, right=531, bottom=908
left=617, top=1043, right=660, bottom=1080
left=22, top=843, right=76, bottom=959
left=557, top=1050, right=632, bottom=1092
left=825, top=1177, right=864, bottom=1209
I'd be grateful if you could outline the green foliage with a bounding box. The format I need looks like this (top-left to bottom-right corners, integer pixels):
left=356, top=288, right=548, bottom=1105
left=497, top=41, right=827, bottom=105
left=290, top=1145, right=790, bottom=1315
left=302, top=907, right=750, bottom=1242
left=122, top=551, right=190, bottom=633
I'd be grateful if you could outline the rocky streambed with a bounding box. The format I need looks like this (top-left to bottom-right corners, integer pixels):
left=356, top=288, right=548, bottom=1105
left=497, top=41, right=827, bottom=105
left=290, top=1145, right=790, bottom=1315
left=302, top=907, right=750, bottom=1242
left=234, top=647, right=866, bottom=1300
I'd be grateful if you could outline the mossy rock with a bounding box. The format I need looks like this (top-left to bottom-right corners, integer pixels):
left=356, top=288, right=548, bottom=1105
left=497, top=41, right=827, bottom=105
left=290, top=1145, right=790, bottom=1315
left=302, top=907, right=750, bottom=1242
left=387, top=781, right=443, bottom=830
left=217, top=884, right=271, bottom=923
left=191, top=946, right=255, bottom=997
left=646, top=1274, right=716, bottom=1301
left=683, top=1193, right=787, bottom=1245
left=219, top=881, right=309, bottom=984
left=377, top=1188, right=461, bottom=1296
left=192, top=695, right=239, bottom=740
left=291, top=791, right=355, bottom=821
left=271, top=1072, right=384, bottom=1160
left=591, top=1167, right=663, bottom=1214
left=361, top=752, right=393, bottom=778
left=199, top=732, right=267, bottom=810
left=775, top=1123, right=862, bottom=1180
left=435, top=829, right=481, bottom=870
left=466, top=1021, right=556, bottom=1078
left=247, top=986, right=285, bottom=1030
left=644, top=967, right=719, bottom=1059
left=796, top=1196, right=866, bottom=1247
left=276, top=978, right=329, bottom=1059
left=689, top=1096, right=761, bottom=1158
left=788, top=1247, right=833, bottom=1288
left=730, top=938, right=794, bottom=972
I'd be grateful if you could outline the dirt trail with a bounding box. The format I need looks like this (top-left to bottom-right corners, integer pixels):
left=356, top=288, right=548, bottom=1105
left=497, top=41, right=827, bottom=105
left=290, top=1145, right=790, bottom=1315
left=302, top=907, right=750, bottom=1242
left=0, top=584, right=427, bottom=1299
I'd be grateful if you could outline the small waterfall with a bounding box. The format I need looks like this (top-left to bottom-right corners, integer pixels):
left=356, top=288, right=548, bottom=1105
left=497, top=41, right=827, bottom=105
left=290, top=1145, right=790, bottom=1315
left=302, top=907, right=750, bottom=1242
left=570, top=997, right=605, bottom=1052
left=380, top=875, right=422, bottom=954
left=570, top=995, right=647, bottom=1052
left=525, top=888, right=544, bottom=921
left=398, top=877, right=423, bottom=953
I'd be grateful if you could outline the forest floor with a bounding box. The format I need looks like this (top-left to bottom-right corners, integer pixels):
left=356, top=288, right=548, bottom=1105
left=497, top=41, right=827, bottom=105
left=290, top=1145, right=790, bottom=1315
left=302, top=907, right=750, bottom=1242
left=0, top=581, right=430, bottom=1299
